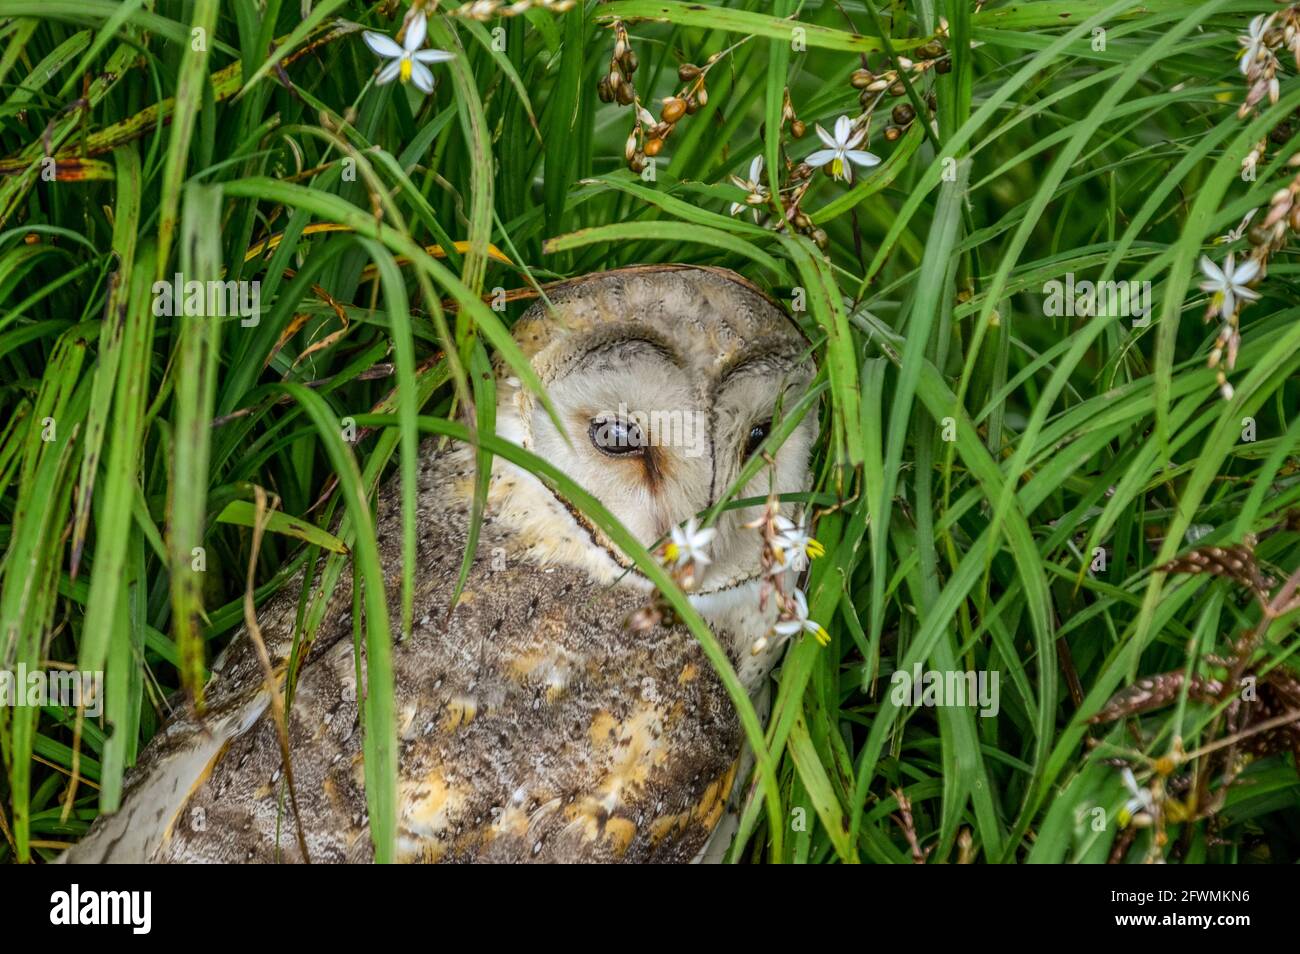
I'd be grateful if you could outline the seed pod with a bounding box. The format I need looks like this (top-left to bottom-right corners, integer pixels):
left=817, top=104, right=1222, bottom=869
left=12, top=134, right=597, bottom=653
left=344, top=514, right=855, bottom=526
left=793, top=162, right=813, bottom=179
left=867, top=78, right=891, bottom=92
left=1290, top=204, right=1300, bottom=232
left=890, top=81, right=906, bottom=96
left=598, top=75, right=614, bottom=103
left=919, top=40, right=946, bottom=59
left=1249, top=224, right=1272, bottom=245
left=644, top=137, right=663, bottom=157
left=685, top=95, right=700, bottom=115
left=616, top=82, right=635, bottom=105
left=793, top=211, right=811, bottom=229
left=892, top=103, right=915, bottom=125
left=812, top=228, right=829, bottom=249
left=678, top=63, right=700, bottom=81
left=850, top=68, right=873, bottom=89
left=652, top=122, right=672, bottom=139
left=624, top=131, right=638, bottom=162
left=630, top=153, right=646, bottom=173
left=935, top=58, right=951, bottom=74
left=791, top=119, right=806, bottom=138
left=696, top=87, right=708, bottom=107
left=661, top=96, right=687, bottom=123
left=622, top=50, right=638, bottom=73
left=926, top=92, right=937, bottom=110
left=884, top=125, right=901, bottom=142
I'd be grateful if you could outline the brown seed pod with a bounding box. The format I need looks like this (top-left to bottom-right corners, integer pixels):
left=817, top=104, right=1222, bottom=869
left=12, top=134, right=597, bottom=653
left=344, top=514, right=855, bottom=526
left=791, top=119, right=806, bottom=138
left=812, top=228, right=829, bottom=249
left=630, top=153, right=646, bottom=173
left=678, top=63, right=700, bottom=82
left=793, top=211, right=812, bottom=229
left=616, top=82, right=635, bottom=105
left=598, top=75, right=614, bottom=103
left=661, top=96, right=687, bottom=123
left=884, top=125, right=901, bottom=142
left=850, top=68, right=873, bottom=89
left=890, top=81, right=906, bottom=96
left=695, top=87, right=708, bottom=107
left=1249, top=224, right=1273, bottom=245
left=1289, top=204, right=1300, bottom=232
left=859, top=89, right=873, bottom=108
left=919, top=40, right=946, bottom=59
left=622, top=50, right=638, bottom=73
left=685, top=95, right=700, bottom=115
left=644, top=137, right=663, bottom=157
left=935, top=58, right=951, bottom=74
left=892, top=103, right=915, bottom=125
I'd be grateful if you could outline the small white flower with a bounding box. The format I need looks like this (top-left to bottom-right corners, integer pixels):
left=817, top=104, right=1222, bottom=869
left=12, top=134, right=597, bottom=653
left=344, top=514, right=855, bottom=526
left=1198, top=252, right=1260, bottom=318
left=362, top=11, right=453, bottom=95
left=665, top=517, right=716, bottom=569
left=806, top=115, right=881, bottom=184
left=1238, top=14, right=1272, bottom=76
left=1120, top=767, right=1155, bottom=824
left=729, top=155, right=767, bottom=220
left=773, top=588, right=829, bottom=645
left=1217, top=207, right=1257, bottom=244
left=770, top=514, right=825, bottom=573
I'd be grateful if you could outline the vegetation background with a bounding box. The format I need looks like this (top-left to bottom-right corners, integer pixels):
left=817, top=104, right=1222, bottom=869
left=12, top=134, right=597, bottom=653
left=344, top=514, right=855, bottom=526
left=2, top=0, right=1299, bottom=864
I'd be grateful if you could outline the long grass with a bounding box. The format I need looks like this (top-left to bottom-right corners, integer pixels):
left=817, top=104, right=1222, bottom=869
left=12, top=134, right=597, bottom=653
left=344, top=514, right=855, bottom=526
left=1, top=0, right=1299, bottom=864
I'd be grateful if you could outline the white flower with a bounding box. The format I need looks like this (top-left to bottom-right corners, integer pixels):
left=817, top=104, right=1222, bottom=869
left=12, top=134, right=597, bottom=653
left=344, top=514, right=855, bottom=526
left=1238, top=14, right=1272, bottom=76
left=1198, top=252, right=1260, bottom=318
left=665, top=517, right=716, bottom=569
left=806, top=115, right=880, bottom=184
left=770, top=514, right=825, bottom=573
left=1119, top=767, right=1155, bottom=825
left=362, top=11, right=453, bottom=95
left=773, top=588, right=829, bottom=645
left=729, top=155, right=767, bottom=220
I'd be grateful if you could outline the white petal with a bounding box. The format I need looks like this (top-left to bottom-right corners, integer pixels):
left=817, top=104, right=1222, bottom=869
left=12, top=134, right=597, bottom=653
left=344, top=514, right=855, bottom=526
left=839, top=159, right=854, bottom=184
left=694, top=527, right=718, bottom=547
left=410, top=59, right=436, bottom=94
left=845, top=149, right=881, bottom=168
left=773, top=620, right=802, bottom=637
left=1230, top=257, right=1260, bottom=284
left=376, top=58, right=402, bottom=85
left=414, top=47, right=455, bottom=63
left=363, top=31, right=404, bottom=59
left=791, top=589, right=809, bottom=617
left=403, top=10, right=428, bottom=52
left=748, top=155, right=764, bottom=182
left=1221, top=288, right=1236, bottom=317
left=1198, top=255, right=1225, bottom=285
left=814, top=123, right=837, bottom=149
left=1234, top=285, right=1261, bottom=302
left=805, top=148, right=837, bottom=167
left=833, top=114, right=853, bottom=145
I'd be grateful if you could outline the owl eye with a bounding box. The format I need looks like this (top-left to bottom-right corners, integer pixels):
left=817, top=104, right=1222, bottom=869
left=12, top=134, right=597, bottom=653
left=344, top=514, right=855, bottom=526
left=744, top=420, right=771, bottom=459
left=589, top=417, right=646, bottom=456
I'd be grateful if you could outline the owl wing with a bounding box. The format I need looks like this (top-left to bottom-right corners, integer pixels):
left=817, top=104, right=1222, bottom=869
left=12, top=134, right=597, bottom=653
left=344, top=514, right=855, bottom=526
left=150, top=545, right=742, bottom=863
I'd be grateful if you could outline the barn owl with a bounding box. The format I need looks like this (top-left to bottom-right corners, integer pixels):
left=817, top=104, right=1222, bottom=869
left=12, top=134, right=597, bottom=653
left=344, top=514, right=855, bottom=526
left=61, top=264, right=818, bottom=863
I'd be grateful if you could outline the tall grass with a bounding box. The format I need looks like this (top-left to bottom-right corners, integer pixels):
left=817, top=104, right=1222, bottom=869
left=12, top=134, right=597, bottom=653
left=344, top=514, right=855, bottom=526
left=1, top=0, right=1298, bottom=864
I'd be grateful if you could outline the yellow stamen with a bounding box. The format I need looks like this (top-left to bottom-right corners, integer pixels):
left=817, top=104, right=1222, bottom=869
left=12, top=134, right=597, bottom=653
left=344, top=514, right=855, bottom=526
left=807, top=538, right=826, bottom=559
left=813, top=625, right=830, bottom=647
left=400, top=57, right=413, bottom=84
left=831, top=156, right=844, bottom=179
left=662, top=543, right=680, bottom=564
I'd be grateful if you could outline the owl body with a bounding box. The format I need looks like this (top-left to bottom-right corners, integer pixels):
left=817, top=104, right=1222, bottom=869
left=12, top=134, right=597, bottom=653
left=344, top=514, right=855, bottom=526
left=62, top=266, right=817, bottom=864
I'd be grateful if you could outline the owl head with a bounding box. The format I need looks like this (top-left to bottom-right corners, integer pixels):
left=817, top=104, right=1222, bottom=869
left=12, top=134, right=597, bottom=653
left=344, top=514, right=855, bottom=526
left=493, top=265, right=819, bottom=593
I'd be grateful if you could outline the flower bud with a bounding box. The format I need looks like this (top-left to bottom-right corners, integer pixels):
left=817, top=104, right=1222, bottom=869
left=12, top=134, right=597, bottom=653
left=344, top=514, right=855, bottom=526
left=850, top=68, right=873, bottom=89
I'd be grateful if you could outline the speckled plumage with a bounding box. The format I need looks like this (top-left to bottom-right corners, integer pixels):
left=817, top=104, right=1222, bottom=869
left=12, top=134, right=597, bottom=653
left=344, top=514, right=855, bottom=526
left=62, top=265, right=817, bottom=864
